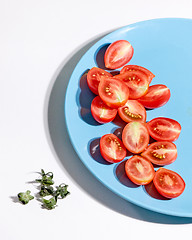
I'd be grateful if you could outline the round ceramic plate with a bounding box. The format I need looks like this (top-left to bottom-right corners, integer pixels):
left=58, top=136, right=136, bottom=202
left=65, top=18, right=192, bottom=217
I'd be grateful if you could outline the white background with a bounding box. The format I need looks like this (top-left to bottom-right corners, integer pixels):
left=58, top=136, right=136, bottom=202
left=1, top=1, right=192, bottom=239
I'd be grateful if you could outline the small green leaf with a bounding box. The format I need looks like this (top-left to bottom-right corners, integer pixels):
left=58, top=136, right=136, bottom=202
left=42, top=196, right=57, bottom=210
left=18, top=190, right=34, bottom=205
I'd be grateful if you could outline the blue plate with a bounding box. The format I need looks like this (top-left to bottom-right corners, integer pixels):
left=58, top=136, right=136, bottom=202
left=65, top=18, right=192, bottom=217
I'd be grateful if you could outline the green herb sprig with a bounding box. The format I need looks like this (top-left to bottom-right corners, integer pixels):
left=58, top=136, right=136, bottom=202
left=17, top=169, right=70, bottom=210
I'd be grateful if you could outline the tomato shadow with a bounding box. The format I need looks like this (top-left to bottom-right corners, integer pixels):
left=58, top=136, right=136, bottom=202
left=78, top=70, right=99, bottom=126
left=88, top=138, right=112, bottom=165
left=144, top=181, right=171, bottom=201
left=115, top=160, right=139, bottom=188
left=94, top=43, right=110, bottom=70
left=112, top=113, right=127, bottom=128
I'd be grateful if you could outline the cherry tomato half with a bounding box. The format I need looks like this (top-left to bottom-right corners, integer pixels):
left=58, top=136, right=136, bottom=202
left=87, top=67, right=112, bottom=95
left=147, top=117, right=181, bottom=142
left=91, top=96, right=117, bottom=124
left=114, top=71, right=149, bottom=99
left=120, top=65, right=155, bottom=84
left=138, top=84, right=171, bottom=109
left=118, top=100, right=146, bottom=123
left=153, top=168, right=185, bottom=198
left=100, top=134, right=126, bottom=163
left=98, top=76, right=129, bottom=108
left=141, top=141, right=177, bottom=166
left=125, top=155, right=155, bottom=185
left=104, top=40, right=134, bottom=69
left=122, top=121, right=149, bottom=154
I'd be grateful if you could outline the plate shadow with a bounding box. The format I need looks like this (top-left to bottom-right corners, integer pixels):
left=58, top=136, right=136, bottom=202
left=44, top=32, right=192, bottom=224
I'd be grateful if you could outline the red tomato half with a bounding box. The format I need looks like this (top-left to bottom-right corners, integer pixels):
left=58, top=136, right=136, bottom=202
left=122, top=121, right=149, bottom=154
left=87, top=67, right=112, bottom=95
left=91, top=96, right=117, bottom=124
left=98, top=76, right=129, bottom=108
left=153, top=168, right=185, bottom=198
left=147, top=117, right=181, bottom=142
left=104, top=40, right=134, bottom=69
left=118, top=100, right=146, bottom=123
left=120, top=65, right=155, bottom=84
left=141, top=141, right=177, bottom=166
left=125, top=155, right=155, bottom=185
left=100, top=134, right=126, bottom=163
left=138, top=84, right=171, bottom=109
left=114, top=71, right=149, bottom=99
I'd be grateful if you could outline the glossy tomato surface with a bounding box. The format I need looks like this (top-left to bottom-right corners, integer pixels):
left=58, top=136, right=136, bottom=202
left=91, top=96, right=117, bottom=124
left=100, top=134, right=126, bottom=163
left=122, top=121, right=149, bottom=153
left=98, top=76, right=129, bottom=108
left=104, top=40, right=134, bottom=69
left=87, top=67, right=112, bottom=95
left=120, top=65, right=155, bottom=84
left=153, top=168, right=185, bottom=198
left=118, top=100, right=146, bottom=123
left=141, top=141, right=177, bottom=166
left=114, top=71, right=149, bottom=99
left=125, top=155, right=155, bottom=185
left=138, top=84, right=171, bottom=109
left=147, top=117, right=181, bottom=142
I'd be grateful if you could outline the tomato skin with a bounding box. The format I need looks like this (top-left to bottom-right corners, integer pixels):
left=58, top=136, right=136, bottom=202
left=100, top=134, right=126, bottom=163
left=141, top=141, right=177, bottom=166
left=114, top=71, right=149, bottom=99
left=104, top=40, right=134, bottom=69
left=120, top=65, right=155, bottom=84
left=98, top=76, right=129, bottom=108
left=87, top=67, right=112, bottom=95
left=153, top=168, right=185, bottom=198
left=138, top=84, right=171, bottom=109
left=147, top=117, right=181, bottom=142
left=118, top=100, right=146, bottom=123
left=125, top=155, right=155, bottom=185
left=91, top=96, right=117, bottom=124
left=122, top=121, right=150, bottom=154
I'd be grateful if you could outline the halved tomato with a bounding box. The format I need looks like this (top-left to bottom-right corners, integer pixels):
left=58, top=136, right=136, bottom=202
left=91, top=96, right=117, bottom=124
left=120, top=65, right=155, bottom=84
left=125, top=155, right=155, bottom=185
left=114, top=71, right=149, bottom=99
left=141, top=141, right=177, bottom=166
left=147, top=117, right=181, bottom=142
left=118, top=100, right=146, bottom=123
left=98, top=76, right=129, bottom=108
left=100, top=134, right=126, bottom=163
left=153, top=168, right=185, bottom=198
left=104, top=40, right=134, bottom=69
left=138, top=84, right=171, bottom=109
left=87, top=67, right=112, bottom=95
left=122, top=121, right=149, bottom=154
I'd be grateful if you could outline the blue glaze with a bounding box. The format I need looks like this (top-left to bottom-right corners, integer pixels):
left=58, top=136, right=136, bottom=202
left=65, top=18, right=192, bottom=217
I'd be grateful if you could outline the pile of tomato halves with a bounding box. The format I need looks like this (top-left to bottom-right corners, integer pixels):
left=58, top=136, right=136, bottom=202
left=86, top=40, right=185, bottom=199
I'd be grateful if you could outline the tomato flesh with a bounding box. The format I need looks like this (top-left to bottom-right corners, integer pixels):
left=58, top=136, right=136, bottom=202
left=122, top=121, right=149, bottom=154
left=114, top=71, right=149, bottom=99
left=138, top=84, right=171, bottom=109
left=87, top=67, right=112, bottom=95
left=125, top=155, right=155, bottom=185
left=120, top=65, right=155, bottom=84
left=91, top=96, right=117, bottom=124
left=104, top=40, right=134, bottom=69
left=100, top=134, right=126, bottom=163
left=98, top=76, right=129, bottom=108
left=141, top=141, right=177, bottom=166
left=153, top=168, right=185, bottom=198
left=118, top=100, right=146, bottom=123
left=147, top=117, right=181, bottom=142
